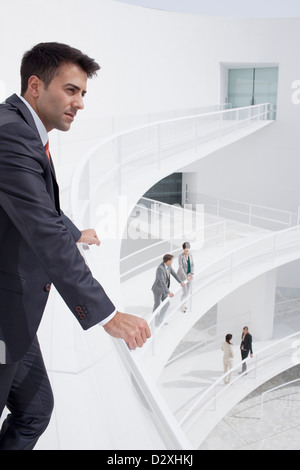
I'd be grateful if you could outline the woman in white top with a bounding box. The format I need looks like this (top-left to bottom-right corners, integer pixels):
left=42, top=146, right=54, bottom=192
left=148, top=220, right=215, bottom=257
left=221, top=334, right=234, bottom=384
left=177, top=242, right=194, bottom=312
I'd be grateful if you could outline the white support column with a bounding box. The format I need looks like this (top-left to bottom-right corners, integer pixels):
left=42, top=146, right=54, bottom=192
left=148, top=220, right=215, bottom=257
left=217, top=269, right=277, bottom=342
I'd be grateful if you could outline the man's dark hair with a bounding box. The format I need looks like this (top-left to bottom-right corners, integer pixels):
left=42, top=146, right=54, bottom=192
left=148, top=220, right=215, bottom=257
left=20, top=42, right=101, bottom=95
left=163, top=254, right=174, bottom=264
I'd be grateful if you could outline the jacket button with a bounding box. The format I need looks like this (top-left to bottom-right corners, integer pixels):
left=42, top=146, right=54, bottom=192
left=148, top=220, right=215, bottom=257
left=44, top=284, right=52, bottom=292
left=76, top=306, right=86, bottom=319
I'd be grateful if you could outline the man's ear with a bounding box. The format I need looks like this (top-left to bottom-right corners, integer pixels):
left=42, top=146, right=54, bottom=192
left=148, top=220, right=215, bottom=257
left=27, top=75, right=42, bottom=98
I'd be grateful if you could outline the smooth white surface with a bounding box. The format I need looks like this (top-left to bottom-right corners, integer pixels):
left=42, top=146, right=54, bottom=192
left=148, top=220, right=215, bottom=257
left=1, top=0, right=299, bottom=449
left=116, top=0, right=300, bottom=19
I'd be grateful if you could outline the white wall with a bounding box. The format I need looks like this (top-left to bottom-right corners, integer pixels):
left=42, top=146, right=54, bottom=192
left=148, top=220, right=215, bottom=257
left=0, top=0, right=220, bottom=118
left=1, top=2, right=299, bottom=213
left=180, top=18, right=300, bottom=212
left=217, top=270, right=277, bottom=342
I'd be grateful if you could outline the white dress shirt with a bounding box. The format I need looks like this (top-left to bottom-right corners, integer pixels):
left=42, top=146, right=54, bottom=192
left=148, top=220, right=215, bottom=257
left=19, top=95, right=48, bottom=146
left=18, top=95, right=116, bottom=327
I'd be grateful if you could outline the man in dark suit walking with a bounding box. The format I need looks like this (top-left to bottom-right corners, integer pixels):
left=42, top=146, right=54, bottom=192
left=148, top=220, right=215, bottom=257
left=0, top=42, right=150, bottom=450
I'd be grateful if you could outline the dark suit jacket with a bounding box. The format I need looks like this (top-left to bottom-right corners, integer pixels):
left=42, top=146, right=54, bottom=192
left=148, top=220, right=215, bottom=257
left=240, top=333, right=253, bottom=355
left=0, top=94, right=115, bottom=364
left=151, top=262, right=181, bottom=296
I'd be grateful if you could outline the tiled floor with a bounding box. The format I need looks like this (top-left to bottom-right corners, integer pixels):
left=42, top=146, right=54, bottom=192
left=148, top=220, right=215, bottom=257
left=199, top=366, right=300, bottom=450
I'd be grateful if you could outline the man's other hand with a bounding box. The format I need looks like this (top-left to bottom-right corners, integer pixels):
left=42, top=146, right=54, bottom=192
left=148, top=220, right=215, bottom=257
left=78, top=229, right=101, bottom=246
left=103, top=311, right=151, bottom=350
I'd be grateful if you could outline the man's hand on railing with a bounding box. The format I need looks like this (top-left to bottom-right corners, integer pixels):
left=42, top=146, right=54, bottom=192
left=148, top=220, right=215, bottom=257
left=103, top=311, right=151, bottom=350
left=77, top=229, right=101, bottom=246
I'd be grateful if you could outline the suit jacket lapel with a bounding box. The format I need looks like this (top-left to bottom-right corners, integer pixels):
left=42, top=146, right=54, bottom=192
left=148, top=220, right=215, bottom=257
left=5, top=94, right=61, bottom=214
left=6, top=94, right=38, bottom=134
left=6, top=94, right=56, bottom=174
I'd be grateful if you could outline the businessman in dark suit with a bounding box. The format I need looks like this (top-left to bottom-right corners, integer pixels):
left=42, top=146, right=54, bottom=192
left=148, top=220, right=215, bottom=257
left=240, top=326, right=253, bottom=373
left=152, top=254, right=185, bottom=327
left=0, top=42, right=150, bottom=450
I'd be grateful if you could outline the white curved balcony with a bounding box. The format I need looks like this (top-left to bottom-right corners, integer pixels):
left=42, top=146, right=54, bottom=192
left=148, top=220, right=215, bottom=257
left=71, top=104, right=273, bottom=230
left=70, top=104, right=273, bottom=309
left=138, top=225, right=300, bottom=380
left=178, top=332, right=300, bottom=448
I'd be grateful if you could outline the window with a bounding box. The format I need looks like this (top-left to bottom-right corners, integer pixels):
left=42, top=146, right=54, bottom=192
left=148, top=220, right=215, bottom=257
left=228, top=67, right=279, bottom=119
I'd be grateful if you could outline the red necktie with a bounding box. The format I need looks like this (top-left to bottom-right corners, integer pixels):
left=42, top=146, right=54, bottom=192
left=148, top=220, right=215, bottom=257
left=44, top=141, right=50, bottom=163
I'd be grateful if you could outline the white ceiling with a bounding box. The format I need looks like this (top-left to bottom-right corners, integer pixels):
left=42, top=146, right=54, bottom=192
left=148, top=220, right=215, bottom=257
left=115, top=0, right=300, bottom=19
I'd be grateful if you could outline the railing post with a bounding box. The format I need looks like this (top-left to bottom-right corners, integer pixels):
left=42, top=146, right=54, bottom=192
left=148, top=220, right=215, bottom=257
left=151, top=326, right=156, bottom=356
left=297, top=207, right=300, bottom=226
left=217, top=113, right=222, bottom=140
left=156, top=124, right=161, bottom=170
left=117, top=135, right=122, bottom=195
left=235, top=109, right=239, bottom=130
left=194, top=118, right=198, bottom=154
left=229, top=253, right=234, bottom=283
left=222, top=221, right=226, bottom=247
left=273, top=232, right=276, bottom=263
left=260, top=392, right=265, bottom=420
left=217, top=198, right=220, bottom=218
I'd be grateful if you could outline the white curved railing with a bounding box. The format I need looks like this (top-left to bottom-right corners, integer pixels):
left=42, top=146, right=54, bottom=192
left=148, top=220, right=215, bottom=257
left=167, top=295, right=300, bottom=368
left=179, top=332, right=300, bottom=437
left=120, top=194, right=297, bottom=282
left=139, top=225, right=300, bottom=358
left=81, top=239, right=300, bottom=448
left=112, top=337, right=193, bottom=449
left=121, top=197, right=226, bottom=280
left=71, top=103, right=272, bottom=228
left=186, top=193, right=299, bottom=230
left=79, top=245, right=193, bottom=450
left=260, top=378, right=300, bottom=420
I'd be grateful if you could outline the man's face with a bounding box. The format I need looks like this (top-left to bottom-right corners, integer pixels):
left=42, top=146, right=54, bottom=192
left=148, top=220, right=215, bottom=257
left=35, top=63, right=88, bottom=132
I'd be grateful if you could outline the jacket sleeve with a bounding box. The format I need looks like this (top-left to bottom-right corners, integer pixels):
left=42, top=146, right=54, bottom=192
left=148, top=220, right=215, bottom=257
left=190, top=253, right=195, bottom=275
left=0, top=122, right=115, bottom=329
left=156, top=266, right=170, bottom=295
left=248, top=335, right=253, bottom=354
left=60, top=210, right=82, bottom=242
left=177, top=254, right=186, bottom=280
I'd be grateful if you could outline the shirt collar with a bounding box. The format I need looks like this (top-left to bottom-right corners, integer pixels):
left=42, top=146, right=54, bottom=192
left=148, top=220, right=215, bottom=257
left=19, top=95, right=48, bottom=147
